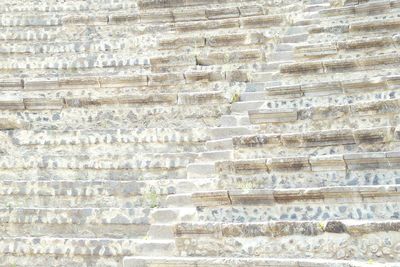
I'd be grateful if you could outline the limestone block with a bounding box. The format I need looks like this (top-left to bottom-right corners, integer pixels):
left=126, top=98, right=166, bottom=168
left=159, top=37, right=205, bottom=50
left=0, top=99, right=25, bottom=110
left=233, top=159, right=269, bottom=173
left=0, top=79, right=23, bottom=91
left=239, top=5, right=265, bottom=17
left=240, top=15, right=283, bottom=28
left=173, top=10, right=206, bottom=22
left=24, top=78, right=59, bottom=90
left=341, top=77, right=386, bottom=93
left=0, top=118, right=26, bottom=130
left=358, top=54, right=400, bottom=67
left=148, top=73, right=185, bottom=86
left=150, top=55, right=196, bottom=67
left=192, top=190, right=231, bottom=207
left=232, top=134, right=280, bottom=148
left=249, top=108, right=298, bottom=124
left=61, top=15, right=108, bottom=25
left=99, top=75, right=147, bottom=88
left=301, top=105, right=349, bottom=121
left=206, top=34, right=251, bottom=47
left=295, top=44, right=337, bottom=58
left=353, top=126, right=395, bottom=143
left=323, top=58, right=358, bottom=72
left=352, top=99, right=400, bottom=116
left=280, top=61, right=323, bottom=73
left=118, top=94, right=177, bottom=105
left=386, top=151, right=400, bottom=168
left=229, top=189, right=274, bottom=205
left=206, top=7, right=239, bottom=20
left=178, top=91, right=224, bottom=105
left=309, top=155, right=346, bottom=171
left=319, top=6, right=355, bottom=16
left=301, top=81, right=342, bottom=96
left=139, top=0, right=214, bottom=9
left=176, top=19, right=239, bottom=32
left=196, top=50, right=263, bottom=66
left=267, top=156, right=311, bottom=171
left=266, top=85, right=302, bottom=98
left=355, top=1, right=391, bottom=15
left=108, top=14, right=139, bottom=24
left=184, top=71, right=224, bottom=83
left=23, top=98, right=64, bottom=110
left=337, top=36, right=392, bottom=50
left=175, top=222, right=221, bottom=237
left=59, top=77, right=100, bottom=89
left=140, top=11, right=174, bottom=23
left=350, top=18, right=400, bottom=32
left=344, top=152, right=389, bottom=170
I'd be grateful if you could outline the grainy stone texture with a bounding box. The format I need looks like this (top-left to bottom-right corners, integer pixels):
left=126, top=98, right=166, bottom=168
left=1, top=0, right=400, bottom=266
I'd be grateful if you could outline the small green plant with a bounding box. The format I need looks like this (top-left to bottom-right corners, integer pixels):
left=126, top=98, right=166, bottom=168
left=145, top=191, right=159, bottom=208
left=318, top=221, right=326, bottom=231
left=231, top=92, right=241, bottom=103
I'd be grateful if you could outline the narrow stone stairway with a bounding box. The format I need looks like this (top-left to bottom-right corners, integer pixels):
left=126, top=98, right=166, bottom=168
left=0, top=0, right=398, bottom=266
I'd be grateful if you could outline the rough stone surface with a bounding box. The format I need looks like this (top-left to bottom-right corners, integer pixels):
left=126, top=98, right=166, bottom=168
left=0, top=0, right=399, bottom=266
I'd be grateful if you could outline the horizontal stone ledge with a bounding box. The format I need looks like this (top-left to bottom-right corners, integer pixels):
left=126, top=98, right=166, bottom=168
left=350, top=18, right=400, bottom=32
left=11, top=70, right=239, bottom=92
left=0, top=236, right=173, bottom=256
left=231, top=126, right=396, bottom=149
left=123, top=256, right=396, bottom=267
left=250, top=98, right=400, bottom=125
left=280, top=54, right=400, bottom=74
left=9, top=128, right=209, bottom=145
left=215, top=151, right=400, bottom=174
left=0, top=207, right=150, bottom=225
left=192, top=185, right=400, bottom=206
left=260, top=74, right=394, bottom=98
left=174, top=220, right=400, bottom=237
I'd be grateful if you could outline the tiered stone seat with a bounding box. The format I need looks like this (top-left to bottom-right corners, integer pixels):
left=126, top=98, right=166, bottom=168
left=125, top=0, right=400, bottom=266
left=2, top=0, right=400, bottom=266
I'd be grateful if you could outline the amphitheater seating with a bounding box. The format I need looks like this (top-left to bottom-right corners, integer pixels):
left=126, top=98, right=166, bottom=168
left=0, top=0, right=399, bottom=266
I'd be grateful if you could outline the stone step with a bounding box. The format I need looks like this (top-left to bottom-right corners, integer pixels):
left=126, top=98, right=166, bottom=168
left=0, top=237, right=174, bottom=259
left=138, top=0, right=257, bottom=9
left=0, top=52, right=149, bottom=71
left=247, top=98, right=400, bottom=132
left=230, top=126, right=398, bottom=159
left=192, top=185, right=400, bottom=221
left=123, top=256, right=394, bottom=267
left=0, top=207, right=150, bottom=238
left=8, top=128, right=209, bottom=146
left=310, top=14, right=400, bottom=35
left=0, top=39, right=135, bottom=55
left=294, top=35, right=396, bottom=59
left=216, top=154, right=400, bottom=190
left=0, top=104, right=228, bottom=130
left=216, top=151, right=400, bottom=174
left=0, top=91, right=227, bottom=111
left=0, top=153, right=200, bottom=169
left=242, top=74, right=397, bottom=102
left=158, top=32, right=269, bottom=51
left=320, top=0, right=399, bottom=17
left=0, top=178, right=217, bottom=208
left=174, top=220, right=400, bottom=261
left=0, top=2, right=136, bottom=13
left=0, top=71, right=236, bottom=91
left=280, top=53, right=400, bottom=74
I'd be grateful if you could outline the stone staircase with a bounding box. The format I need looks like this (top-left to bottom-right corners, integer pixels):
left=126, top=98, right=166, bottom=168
left=0, top=0, right=399, bottom=266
